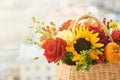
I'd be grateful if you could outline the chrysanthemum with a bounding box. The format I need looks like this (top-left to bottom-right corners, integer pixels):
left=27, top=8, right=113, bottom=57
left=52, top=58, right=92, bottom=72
left=66, top=26, right=104, bottom=61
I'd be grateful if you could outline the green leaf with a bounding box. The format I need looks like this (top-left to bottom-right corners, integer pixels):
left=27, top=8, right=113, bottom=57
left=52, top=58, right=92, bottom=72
left=26, top=36, right=33, bottom=42
left=56, top=62, right=60, bottom=65
left=41, top=22, right=44, bottom=25
left=90, top=46, right=96, bottom=49
left=76, top=65, right=81, bottom=71
left=63, top=52, right=76, bottom=65
left=32, top=17, right=36, bottom=23
left=103, top=60, right=108, bottom=64
left=29, top=25, right=34, bottom=28
left=100, top=48, right=104, bottom=51
left=34, top=57, right=39, bottom=60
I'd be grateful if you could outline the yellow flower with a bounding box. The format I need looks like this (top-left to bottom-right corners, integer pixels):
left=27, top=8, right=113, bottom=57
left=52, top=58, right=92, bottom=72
left=109, top=22, right=119, bottom=29
left=90, top=49, right=103, bottom=60
left=75, top=26, right=104, bottom=48
left=66, top=26, right=104, bottom=62
left=55, top=30, right=73, bottom=42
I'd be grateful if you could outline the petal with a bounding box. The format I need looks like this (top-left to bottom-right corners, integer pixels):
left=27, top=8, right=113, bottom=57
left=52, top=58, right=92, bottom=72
left=90, top=52, right=99, bottom=60
left=72, top=54, right=81, bottom=61
left=91, top=37, right=100, bottom=43
left=93, top=43, right=104, bottom=48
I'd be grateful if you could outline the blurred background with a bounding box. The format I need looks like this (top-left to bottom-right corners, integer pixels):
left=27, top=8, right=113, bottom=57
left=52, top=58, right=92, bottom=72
left=0, top=0, right=120, bottom=80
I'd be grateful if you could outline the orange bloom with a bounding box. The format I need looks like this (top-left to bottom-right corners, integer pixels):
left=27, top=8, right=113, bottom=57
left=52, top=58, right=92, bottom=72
left=83, top=21, right=99, bottom=28
left=59, top=20, right=73, bottom=31
left=90, top=50, right=103, bottom=60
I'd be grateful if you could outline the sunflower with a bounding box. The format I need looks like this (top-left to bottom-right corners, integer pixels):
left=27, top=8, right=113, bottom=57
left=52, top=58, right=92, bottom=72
left=66, top=26, right=104, bottom=61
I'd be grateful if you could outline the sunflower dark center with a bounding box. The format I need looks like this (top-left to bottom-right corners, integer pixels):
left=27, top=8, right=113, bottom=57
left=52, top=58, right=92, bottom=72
left=74, top=38, right=91, bottom=54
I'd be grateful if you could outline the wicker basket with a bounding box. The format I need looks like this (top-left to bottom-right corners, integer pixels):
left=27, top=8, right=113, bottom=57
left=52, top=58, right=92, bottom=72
left=56, top=63, right=120, bottom=80
left=56, top=14, right=120, bottom=80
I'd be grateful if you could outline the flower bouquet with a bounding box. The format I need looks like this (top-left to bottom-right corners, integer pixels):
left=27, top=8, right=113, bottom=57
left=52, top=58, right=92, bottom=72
left=28, top=14, right=120, bottom=80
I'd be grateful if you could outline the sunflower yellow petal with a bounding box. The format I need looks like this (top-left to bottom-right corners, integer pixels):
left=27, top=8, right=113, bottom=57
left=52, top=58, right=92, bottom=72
left=92, top=33, right=99, bottom=38
left=72, top=54, right=81, bottom=61
left=95, top=49, right=103, bottom=55
left=76, top=28, right=79, bottom=34
left=90, top=37, right=100, bottom=43
left=90, top=51, right=99, bottom=60
left=93, top=43, right=104, bottom=48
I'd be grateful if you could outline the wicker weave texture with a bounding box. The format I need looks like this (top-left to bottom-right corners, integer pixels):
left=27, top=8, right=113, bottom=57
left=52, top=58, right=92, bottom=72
left=56, top=63, right=120, bottom=80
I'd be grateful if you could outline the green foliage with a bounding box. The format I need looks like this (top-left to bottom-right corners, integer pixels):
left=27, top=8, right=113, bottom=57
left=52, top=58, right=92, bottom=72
left=26, top=36, right=40, bottom=46
left=76, top=62, right=89, bottom=72
left=63, top=52, right=76, bottom=65
left=103, top=60, right=108, bottom=64
left=32, top=17, right=37, bottom=23
left=34, top=57, right=40, bottom=60
left=76, top=50, right=95, bottom=71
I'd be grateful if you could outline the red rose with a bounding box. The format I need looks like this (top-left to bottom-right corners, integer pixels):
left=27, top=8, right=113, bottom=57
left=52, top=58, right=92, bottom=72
left=42, top=38, right=67, bottom=63
left=111, top=30, right=120, bottom=42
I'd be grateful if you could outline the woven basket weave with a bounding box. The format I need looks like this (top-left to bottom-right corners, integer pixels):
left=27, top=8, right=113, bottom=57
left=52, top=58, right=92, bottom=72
left=56, top=14, right=120, bottom=80
left=56, top=63, right=120, bottom=80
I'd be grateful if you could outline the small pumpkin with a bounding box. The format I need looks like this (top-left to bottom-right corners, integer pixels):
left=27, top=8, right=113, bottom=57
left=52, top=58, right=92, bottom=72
left=105, top=42, right=120, bottom=63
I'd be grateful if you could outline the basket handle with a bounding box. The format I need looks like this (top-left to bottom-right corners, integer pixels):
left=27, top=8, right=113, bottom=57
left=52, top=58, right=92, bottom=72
left=71, top=14, right=114, bottom=42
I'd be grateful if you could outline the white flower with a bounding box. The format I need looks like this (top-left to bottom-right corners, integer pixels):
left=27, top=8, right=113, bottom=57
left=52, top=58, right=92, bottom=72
left=55, top=30, right=73, bottom=42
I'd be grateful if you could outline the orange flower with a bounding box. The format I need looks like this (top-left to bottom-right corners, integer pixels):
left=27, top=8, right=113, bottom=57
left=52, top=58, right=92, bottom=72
left=59, top=20, right=73, bottom=31
left=90, top=50, right=103, bottom=60
left=83, top=21, right=99, bottom=28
